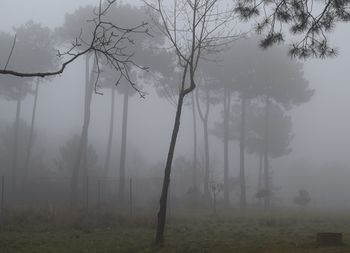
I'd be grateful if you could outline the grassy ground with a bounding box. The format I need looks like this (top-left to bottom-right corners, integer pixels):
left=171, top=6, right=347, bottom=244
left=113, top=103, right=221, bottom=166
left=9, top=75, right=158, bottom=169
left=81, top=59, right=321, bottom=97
left=0, top=209, right=349, bottom=253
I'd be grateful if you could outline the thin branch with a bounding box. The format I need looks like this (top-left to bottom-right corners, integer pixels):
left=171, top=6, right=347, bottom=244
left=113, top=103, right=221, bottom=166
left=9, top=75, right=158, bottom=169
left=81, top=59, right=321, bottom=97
left=4, top=34, right=17, bottom=70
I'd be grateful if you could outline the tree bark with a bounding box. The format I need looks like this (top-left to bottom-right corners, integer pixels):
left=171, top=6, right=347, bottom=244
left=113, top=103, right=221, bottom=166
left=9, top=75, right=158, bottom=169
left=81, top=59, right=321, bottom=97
left=11, top=90, right=22, bottom=194
left=155, top=61, right=191, bottom=244
left=155, top=92, right=185, bottom=244
left=118, top=86, right=129, bottom=204
left=203, top=120, right=210, bottom=198
left=195, top=84, right=210, bottom=200
left=191, top=92, right=198, bottom=191
left=70, top=55, right=94, bottom=206
left=263, top=96, right=270, bottom=210
left=103, top=85, right=116, bottom=193
left=23, top=78, right=40, bottom=186
left=239, top=96, right=247, bottom=209
left=258, top=149, right=263, bottom=206
left=223, top=86, right=231, bottom=207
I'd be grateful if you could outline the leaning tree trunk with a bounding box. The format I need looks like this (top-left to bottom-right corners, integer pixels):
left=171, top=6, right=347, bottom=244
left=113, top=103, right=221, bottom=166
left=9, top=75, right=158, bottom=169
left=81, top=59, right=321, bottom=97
left=118, top=86, right=129, bottom=204
left=263, top=96, right=270, bottom=210
left=155, top=91, right=186, bottom=244
left=223, top=86, right=231, bottom=207
left=11, top=91, right=22, bottom=195
left=103, top=85, right=116, bottom=193
left=239, top=96, right=247, bottom=209
left=191, top=92, right=198, bottom=191
left=70, top=55, right=94, bottom=206
left=23, top=78, right=40, bottom=187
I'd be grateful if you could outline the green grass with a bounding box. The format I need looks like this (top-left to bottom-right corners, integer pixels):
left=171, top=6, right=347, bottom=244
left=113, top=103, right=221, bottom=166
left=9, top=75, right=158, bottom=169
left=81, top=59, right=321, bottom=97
left=0, top=209, right=349, bottom=253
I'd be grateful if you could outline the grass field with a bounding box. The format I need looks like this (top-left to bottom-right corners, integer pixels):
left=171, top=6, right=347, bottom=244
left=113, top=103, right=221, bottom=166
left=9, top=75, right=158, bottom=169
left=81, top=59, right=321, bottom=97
left=0, top=209, right=349, bottom=253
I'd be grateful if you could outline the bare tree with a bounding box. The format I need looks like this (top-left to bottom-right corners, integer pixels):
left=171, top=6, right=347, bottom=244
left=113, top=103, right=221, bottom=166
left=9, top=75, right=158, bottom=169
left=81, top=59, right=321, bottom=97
left=0, top=0, right=148, bottom=92
left=0, top=1, right=150, bottom=206
left=145, top=0, right=239, bottom=244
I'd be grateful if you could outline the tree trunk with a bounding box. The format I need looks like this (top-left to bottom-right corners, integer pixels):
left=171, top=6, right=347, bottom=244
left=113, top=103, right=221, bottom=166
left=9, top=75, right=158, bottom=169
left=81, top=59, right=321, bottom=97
left=195, top=83, right=211, bottom=200
left=155, top=92, right=185, bottom=244
left=23, top=78, right=40, bottom=186
left=103, top=85, right=116, bottom=193
left=258, top=149, right=263, bottom=206
left=70, top=55, right=94, bottom=206
left=203, top=120, right=210, bottom=199
left=191, top=92, right=198, bottom=191
left=239, top=96, right=247, bottom=209
left=11, top=91, right=22, bottom=194
left=223, top=87, right=231, bottom=207
left=263, top=96, right=270, bottom=210
left=118, top=86, right=129, bottom=204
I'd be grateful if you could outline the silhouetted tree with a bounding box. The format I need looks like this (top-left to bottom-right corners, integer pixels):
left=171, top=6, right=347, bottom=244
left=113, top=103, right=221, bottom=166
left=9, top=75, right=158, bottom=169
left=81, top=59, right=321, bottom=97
left=98, top=67, right=118, bottom=193
left=232, top=101, right=294, bottom=201
left=209, top=37, right=312, bottom=209
left=57, top=3, right=149, bottom=205
left=0, top=29, right=46, bottom=191
left=252, top=44, right=313, bottom=210
left=57, top=5, right=99, bottom=205
left=117, top=81, right=134, bottom=203
left=195, top=76, right=220, bottom=200
left=0, top=119, right=51, bottom=197
left=228, top=39, right=312, bottom=210
left=205, top=37, right=262, bottom=208
left=100, top=4, right=174, bottom=204
left=11, top=22, right=58, bottom=187
left=0, top=1, right=148, bottom=206
left=146, top=0, right=238, bottom=244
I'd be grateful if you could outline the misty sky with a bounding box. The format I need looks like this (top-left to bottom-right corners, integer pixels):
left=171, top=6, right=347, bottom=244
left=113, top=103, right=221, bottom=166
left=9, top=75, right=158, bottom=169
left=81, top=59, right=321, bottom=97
left=1, top=0, right=350, bottom=207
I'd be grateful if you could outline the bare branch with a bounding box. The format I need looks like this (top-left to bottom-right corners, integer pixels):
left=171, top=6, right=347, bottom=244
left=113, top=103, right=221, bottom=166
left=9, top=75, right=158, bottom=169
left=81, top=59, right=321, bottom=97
left=4, top=34, right=16, bottom=70
left=0, top=0, right=150, bottom=97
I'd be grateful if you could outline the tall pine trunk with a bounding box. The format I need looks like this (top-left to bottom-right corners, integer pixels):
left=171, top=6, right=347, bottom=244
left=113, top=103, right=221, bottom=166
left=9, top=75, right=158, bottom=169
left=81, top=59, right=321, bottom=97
left=263, top=96, right=270, bottom=210
left=103, top=85, right=116, bottom=193
left=257, top=149, right=263, bottom=206
left=195, top=84, right=210, bottom=199
left=12, top=90, right=22, bottom=195
left=23, top=78, right=40, bottom=186
left=223, top=87, right=231, bottom=207
left=191, top=92, right=198, bottom=191
left=239, top=96, right=247, bottom=209
left=118, top=86, right=129, bottom=203
left=70, top=55, right=94, bottom=206
left=203, top=120, right=210, bottom=198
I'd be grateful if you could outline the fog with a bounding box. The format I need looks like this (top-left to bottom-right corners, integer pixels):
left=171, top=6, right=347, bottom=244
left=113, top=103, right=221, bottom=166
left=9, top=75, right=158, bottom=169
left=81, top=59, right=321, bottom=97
left=2, top=1, right=350, bottom=252
left=0, top=0, right=350, bottom=214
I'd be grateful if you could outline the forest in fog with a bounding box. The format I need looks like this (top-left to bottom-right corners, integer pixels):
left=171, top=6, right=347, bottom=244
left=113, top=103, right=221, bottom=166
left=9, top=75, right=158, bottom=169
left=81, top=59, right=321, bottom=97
left=0, top=0, right=350, bottom=251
